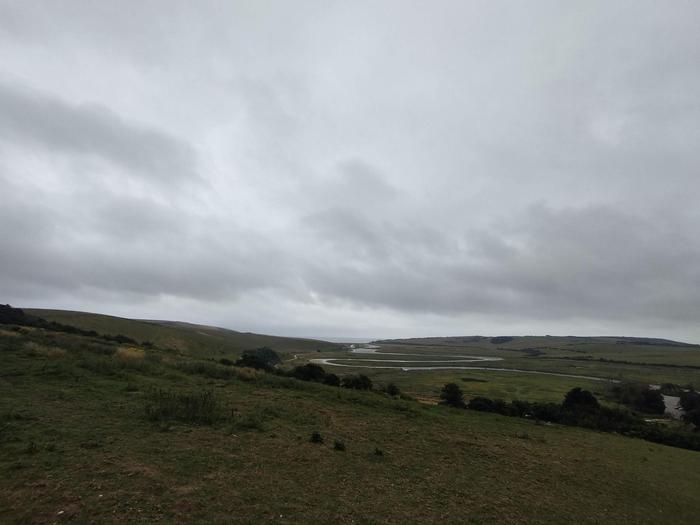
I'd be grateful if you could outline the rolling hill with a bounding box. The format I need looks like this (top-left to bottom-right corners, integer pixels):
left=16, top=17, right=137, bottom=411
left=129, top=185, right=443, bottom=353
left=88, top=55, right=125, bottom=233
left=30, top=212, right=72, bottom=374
left=26, top=308, right=339, bottom=358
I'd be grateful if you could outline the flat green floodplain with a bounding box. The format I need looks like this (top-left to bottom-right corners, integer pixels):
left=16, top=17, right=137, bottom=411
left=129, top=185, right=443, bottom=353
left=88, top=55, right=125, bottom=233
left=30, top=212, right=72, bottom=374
left=299, top=337, right=700, bottom=404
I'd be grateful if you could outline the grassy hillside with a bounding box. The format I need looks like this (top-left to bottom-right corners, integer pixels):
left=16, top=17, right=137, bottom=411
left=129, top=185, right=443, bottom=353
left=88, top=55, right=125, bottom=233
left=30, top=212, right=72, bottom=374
left=26, top=309, right=339, bottom=358
left=1, top=322, right=699, bottom=523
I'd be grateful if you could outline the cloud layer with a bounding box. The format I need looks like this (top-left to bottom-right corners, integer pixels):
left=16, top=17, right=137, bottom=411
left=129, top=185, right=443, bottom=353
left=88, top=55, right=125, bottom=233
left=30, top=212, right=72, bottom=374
left=2, top=1, right=700, bottom=340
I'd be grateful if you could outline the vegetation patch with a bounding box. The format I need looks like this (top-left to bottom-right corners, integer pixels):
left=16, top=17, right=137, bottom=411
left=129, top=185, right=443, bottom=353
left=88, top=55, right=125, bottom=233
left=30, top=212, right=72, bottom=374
left=23, top=341, right=66, bottom=359
left=144, top=389, right=225, bottom=425
left=116, top=346, right=146, bottom=360
left=460, top=386, right=700, bottom=451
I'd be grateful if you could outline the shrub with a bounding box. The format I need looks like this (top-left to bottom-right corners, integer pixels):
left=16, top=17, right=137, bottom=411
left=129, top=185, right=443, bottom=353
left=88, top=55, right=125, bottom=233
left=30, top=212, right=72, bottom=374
left=235, top=354, right=273, bottom=371
left=310, top=431, right=324, bottom=443
left=219, top=358, right=234, bottom=366
left=236, top=347, right=281, bottom=371
left=509, top=399, right=533, bottom=417
left=467, top=396, right=496, bottom=412
left=333, top=439, right=346, bottom=451
left=531, top=402, right=562, bottom=423
left=292, top=363, right=327, bottom=382
left=385, top=383, right=401, bottom=397
left=144, top=390, right=223, bottom=425
left=609, top=383, right=665, bottom=414
left=342, top=374, right=373, bottom=390
left=680, top=391, right=700, bottom=413
left=639, top=389, right=665, bottom=414
left=323, top=373, right=340, bottom=387
left=440, top=383, right=465, bottom=408
left=683, top=409, right=700, bottom=429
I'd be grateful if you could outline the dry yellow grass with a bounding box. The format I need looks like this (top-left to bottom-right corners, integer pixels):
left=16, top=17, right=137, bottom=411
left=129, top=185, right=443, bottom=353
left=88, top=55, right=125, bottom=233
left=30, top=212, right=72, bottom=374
left=23, top=341, right=66, bottom=358
left=116, top=346, right=146, bottom=360
left=231, top=366, right=265, bottom=381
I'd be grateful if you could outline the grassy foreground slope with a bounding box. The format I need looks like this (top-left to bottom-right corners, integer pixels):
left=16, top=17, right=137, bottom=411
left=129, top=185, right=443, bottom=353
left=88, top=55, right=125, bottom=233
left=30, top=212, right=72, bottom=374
left=1, top=325, right=699, bottom=524
left=26, top=308, right=339, bottom=357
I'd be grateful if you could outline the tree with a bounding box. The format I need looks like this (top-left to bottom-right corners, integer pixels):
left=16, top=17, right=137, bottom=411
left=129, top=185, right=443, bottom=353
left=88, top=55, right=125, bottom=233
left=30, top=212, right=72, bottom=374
left=563, top=388, right=600, bottom=413
left=440, top=383, right=465, bottom=408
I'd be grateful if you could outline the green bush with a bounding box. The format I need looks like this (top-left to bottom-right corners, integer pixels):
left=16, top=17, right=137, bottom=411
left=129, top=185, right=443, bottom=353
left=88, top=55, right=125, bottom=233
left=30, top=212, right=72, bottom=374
left=342, top=374, right=373, bottom=390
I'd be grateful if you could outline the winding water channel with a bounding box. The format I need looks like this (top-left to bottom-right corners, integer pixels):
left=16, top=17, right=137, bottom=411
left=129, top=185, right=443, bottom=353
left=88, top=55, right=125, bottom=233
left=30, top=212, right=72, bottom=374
left=310, top=346, right=621, bottom=383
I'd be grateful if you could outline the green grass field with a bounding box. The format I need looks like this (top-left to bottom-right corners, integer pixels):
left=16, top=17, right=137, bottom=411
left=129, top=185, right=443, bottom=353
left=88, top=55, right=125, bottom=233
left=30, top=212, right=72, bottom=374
left=2, top=317, right=700, bottom=523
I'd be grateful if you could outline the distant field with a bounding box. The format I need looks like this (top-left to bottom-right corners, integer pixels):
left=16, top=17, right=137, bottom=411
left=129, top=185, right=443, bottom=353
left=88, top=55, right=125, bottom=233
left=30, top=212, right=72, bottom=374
left=293, top=336, right=700, bottom=404
left=1, top=325, right=699, bottom=524
left=26, top=309, right=340, bottom=358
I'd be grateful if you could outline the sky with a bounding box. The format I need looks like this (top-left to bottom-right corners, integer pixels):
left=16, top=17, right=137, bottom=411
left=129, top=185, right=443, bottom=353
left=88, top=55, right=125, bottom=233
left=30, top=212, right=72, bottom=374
left=1, top=1, right=700, bottom=342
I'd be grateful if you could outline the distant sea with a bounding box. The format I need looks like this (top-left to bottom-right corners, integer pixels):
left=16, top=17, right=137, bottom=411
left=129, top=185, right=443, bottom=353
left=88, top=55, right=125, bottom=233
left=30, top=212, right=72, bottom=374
left=310, top=336, right=374, bottom=344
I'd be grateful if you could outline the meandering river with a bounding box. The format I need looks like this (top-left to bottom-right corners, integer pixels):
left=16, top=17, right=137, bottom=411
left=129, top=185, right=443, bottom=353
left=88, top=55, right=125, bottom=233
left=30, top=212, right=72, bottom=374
left=310, top=346, right=621, bottom=383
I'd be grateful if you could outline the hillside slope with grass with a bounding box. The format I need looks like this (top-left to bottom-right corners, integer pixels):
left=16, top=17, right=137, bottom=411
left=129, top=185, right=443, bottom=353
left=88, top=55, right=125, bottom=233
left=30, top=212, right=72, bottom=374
left=1, top=312, right=699, bottom=523
left=26, top=308, right=339, bottom=358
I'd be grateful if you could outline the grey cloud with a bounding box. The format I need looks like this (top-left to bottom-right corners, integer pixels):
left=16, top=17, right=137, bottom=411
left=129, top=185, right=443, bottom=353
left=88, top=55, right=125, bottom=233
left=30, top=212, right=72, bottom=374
left=2, top=1, right=700, bottom=341
left=0, top=81, right=198, bottom=183
left=299, top=204, right=700, bottom=323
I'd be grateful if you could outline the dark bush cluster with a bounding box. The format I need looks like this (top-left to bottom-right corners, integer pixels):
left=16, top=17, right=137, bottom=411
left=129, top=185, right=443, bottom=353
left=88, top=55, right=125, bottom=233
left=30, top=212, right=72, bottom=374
left=455, top=386, right=700, bottom=452
left=341, top=374, right=373, bottom=390
left=608, top=383, right=665, bottom=414
left=232, top=352, right=376, bottom=393
left=234, top=347, right=281, bottom=371
left=680, top=391, right=700, bottom=428
left=290, top=363, right=342, bottom=387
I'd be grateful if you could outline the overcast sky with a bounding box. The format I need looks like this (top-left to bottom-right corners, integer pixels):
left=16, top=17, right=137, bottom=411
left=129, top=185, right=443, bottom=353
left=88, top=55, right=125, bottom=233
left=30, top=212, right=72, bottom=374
left=1, top=1, right=700, bottom=341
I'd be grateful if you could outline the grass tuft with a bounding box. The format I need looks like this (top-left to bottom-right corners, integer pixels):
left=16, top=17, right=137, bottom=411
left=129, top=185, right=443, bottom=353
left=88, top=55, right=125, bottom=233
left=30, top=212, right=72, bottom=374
left=144, top=389, right=224, bottom=425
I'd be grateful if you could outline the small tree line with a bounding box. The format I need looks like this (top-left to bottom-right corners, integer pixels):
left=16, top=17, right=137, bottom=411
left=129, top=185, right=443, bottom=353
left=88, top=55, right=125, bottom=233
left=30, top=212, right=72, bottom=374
left=438, top=383, right=700, bottom=452
left=223, top=348, right=402, bottom=396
